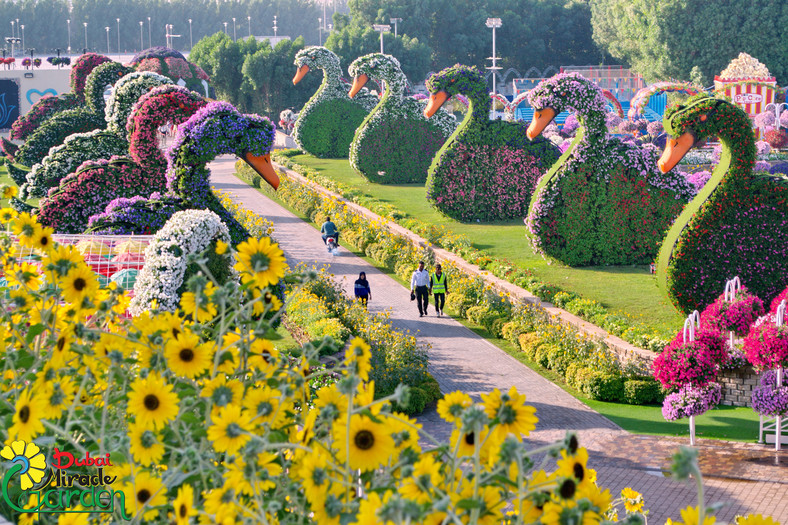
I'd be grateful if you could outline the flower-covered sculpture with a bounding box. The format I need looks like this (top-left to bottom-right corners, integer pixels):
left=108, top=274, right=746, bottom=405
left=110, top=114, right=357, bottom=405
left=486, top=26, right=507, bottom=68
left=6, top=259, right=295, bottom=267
left=105, top=71, right=173, bottom=139
left=422, top=64, right=559, bottom=221
left=129, top=46, right=211, bottom=97
left=627, top=82, right=700, bottom=121
left=656, top=94, right=788, bottom=312
left=347, top=53, right=456, bottom=184
left=37, top=85, right=207, bottom=233
left=525, top=73, right=694, bottom=266
left=290, top=46, right=375, bottom=158
left=89, top=101, right=279, bottom=243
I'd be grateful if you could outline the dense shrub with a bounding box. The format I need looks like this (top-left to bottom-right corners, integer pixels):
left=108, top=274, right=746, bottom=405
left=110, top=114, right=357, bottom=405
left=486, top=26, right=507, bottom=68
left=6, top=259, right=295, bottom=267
left=581, top=372, right=625, bottom=402
left=294, top=98, right=368, bottom=158
left=764, top=128, right=788, bottom=149
left=624, top=379, right=663, bottom=405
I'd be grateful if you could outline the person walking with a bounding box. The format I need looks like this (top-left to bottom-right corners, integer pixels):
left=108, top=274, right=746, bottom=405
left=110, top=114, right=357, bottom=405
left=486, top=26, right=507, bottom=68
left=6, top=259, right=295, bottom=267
left=320, top=216, right=339, bottom=245
left=410, top=261, right=430, bottom=317
left=354, top=271, right=371, bottom=307
left=430, top=263, right=448, bottom=317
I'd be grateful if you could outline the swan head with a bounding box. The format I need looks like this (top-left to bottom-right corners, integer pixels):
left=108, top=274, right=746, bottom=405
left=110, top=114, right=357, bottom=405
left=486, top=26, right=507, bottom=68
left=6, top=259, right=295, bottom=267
left=526, top=72, right=608, bottom=139
left=293, top=46, right=340, bottom=85
left=659, top=94, right=726, bottom=173
left=347, top=53, right=403, bottom=98
left=424, top=64, right=484, bottom=118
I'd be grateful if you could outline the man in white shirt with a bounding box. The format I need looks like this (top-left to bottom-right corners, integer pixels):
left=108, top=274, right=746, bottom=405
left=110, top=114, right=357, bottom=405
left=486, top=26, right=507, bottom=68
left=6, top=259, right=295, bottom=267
left=410, top=261, right=431, bottom=317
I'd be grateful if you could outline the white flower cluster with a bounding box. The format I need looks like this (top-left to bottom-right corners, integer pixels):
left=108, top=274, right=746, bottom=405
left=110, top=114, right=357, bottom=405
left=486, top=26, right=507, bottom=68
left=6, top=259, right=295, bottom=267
left=719, top=52, right=771, bottom=79
left=130, top=209, right=233, bottom=316
left=105, top=71, right=173, bottom=139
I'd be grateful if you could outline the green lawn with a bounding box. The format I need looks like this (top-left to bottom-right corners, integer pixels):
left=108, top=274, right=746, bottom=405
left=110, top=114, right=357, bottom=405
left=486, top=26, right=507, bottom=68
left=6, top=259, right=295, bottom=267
left=286, top=154, right=684, bottom=335
left=0, top=165, right=38, bottom=208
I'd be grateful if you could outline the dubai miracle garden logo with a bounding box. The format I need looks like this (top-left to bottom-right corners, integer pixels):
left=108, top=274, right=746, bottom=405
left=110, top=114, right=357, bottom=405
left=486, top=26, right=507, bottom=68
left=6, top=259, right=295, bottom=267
left=1, top=440, right=131, bottom=519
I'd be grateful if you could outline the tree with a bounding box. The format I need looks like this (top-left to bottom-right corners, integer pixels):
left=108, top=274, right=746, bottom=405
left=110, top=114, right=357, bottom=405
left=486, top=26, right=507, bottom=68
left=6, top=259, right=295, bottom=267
left=590, top=0, right=788, bottom=85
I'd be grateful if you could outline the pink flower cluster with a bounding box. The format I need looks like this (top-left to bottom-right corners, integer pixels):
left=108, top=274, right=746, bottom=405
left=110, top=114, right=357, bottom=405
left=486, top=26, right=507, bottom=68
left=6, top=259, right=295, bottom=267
left=770, top=285, right=788, bottom=312
left=701, top=287, right=765, bottom=336
left=653, top=329, right=728, bottom=389
left=743, top=317, right=788, bottom=371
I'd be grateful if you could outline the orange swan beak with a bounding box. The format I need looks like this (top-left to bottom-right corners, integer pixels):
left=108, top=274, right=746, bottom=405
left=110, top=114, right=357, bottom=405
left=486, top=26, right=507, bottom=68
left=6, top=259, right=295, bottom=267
left=658, top=132, right=695, bottom=173
left=348, top=74, right=369, bottom=98
left=526, top=108, right=556, bottom=140
left=424, top=91, right=449, bottom=118
left=243, top=152, right=280, bottom=190
left=293, top=64, right=310, bottom=85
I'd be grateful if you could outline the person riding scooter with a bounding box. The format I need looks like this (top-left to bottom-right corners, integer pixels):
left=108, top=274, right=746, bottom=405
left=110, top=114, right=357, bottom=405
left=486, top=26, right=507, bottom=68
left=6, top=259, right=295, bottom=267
left=321, top=216, right=340, bottom=253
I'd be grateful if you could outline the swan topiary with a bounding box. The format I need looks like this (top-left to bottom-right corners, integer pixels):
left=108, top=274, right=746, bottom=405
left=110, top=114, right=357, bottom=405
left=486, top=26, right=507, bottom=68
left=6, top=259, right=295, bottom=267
left=347, top=53, right=456, bottom=184
left=524, top=72, right=694, bottom=266
left=88, top=101, right=279, bottom=244
left=423, top=64, right=560, bottom=221
left=37, top=85, right=207, bottom=233
left=656, top=93, right=788, bottom=312
left=291, top=46, right=375, bottom=158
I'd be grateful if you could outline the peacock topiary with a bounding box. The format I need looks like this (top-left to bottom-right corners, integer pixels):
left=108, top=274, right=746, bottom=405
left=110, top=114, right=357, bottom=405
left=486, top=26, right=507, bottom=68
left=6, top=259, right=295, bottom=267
left=656, top=93, right=788, bottom=313
left=423, top=64, right=560, bottom=222
left=347, top=53, right=456, bottom=184
left=525, top=73, right=694, bottom=266
left=291, top=46, right=375, bottom=159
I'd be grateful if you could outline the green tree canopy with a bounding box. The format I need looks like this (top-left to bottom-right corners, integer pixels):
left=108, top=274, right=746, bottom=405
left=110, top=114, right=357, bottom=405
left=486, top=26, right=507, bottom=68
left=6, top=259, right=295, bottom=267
left=590, top=0, right=788, bottom=85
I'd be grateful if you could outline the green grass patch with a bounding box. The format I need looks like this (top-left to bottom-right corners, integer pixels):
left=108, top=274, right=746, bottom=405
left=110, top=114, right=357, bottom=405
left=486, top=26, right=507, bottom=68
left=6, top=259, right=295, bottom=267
left=284, top=154, right=684, bottom=335
left=0, top=165, right=39, bottom=208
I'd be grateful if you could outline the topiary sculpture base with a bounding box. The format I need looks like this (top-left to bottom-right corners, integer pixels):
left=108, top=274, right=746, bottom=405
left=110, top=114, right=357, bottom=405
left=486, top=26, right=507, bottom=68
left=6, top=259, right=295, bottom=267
left=293, top=98, right=367, bottom=159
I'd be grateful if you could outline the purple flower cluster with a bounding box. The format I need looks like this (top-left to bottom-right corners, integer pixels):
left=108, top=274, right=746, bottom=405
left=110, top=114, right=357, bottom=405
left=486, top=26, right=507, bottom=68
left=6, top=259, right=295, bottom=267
left=647, top=121, right=664, bottom=137
left=780, top=110, right=788, bottom=128
left=684, top=170, right=711, bottom=195
left=754, top=111, right=776, bottom=129
left=662, top=383, right=722, bottom=421
left=756, top=140, right=772, bottom=157
left=751, top=369, right=788, bottom=416
left=561, top=113, right=579, bottom=136
left=754, top=160, right=772, bottom=172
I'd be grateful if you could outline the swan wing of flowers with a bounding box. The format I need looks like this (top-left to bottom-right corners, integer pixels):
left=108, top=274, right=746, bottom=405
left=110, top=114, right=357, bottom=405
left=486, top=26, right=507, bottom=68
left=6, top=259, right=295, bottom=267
left=628, top=82, right=700, bottom=120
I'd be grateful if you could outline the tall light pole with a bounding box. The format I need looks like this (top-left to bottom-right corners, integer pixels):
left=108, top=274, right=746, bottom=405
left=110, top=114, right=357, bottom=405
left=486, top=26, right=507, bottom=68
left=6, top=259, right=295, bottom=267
left=373, top=24, right=390, bottom=54
left=139, top=21, right=143, bottom=51
left=15, top=19, right=19, bottom=38
left=390, top=17, right=402, bottom=38
left=247, top=16, right=251, bottom=38
left=67, top=19, right=71, bottom=54
left=485, top=18, right=502, bottom=103
left=105, top=26, right=110, bottom=54
left=318, top=18, right=322, bottom=45
left=10, top=21, right=14, bottom=42
left=147, top=16, right=151, bottom=48
left=20, top=25, right=24, bottom=52
left=116, top=18, right=120, bottom=55
left=223, top=22, right=227, bottom=36
left=232, top=17, right=236, bottom=40
left=188, top=19, right=193, bottom=49
left=83, top=22, right=87, bottom=52
left=273, top=16, right=278, bottom=37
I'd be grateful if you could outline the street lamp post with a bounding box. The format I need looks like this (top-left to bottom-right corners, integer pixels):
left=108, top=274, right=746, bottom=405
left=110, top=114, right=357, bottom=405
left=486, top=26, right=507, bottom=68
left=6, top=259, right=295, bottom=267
left=223, top=22, right=228, bottom=36
left=318, top=18, right=322, bottom=45
left=116, top=18, right=120, bottom=55
left=139, top=21, right=144, bottom=52
left=373, top=24, right=390, bottom=54
left=83, top=22, right=87, bottom=52
left=188, top=19, right=193, bottom=49
left=105, top=26, right=110, bottom=54
left=67, top=19, right=71, bottom=54
left=273, top=16, right=278, bottom=37
left=247, top=16, right=251, bottom=38
left=10, top=21, right=14, bottom=42
left=485, top=18, right=502, bottom=104
left=390, top=18, right=402, bottom=38
left=232, top=17, right=236, bottom=40
left=20, top=25, right=24, bottom=52
left=147, top=16, right=151, bottom=48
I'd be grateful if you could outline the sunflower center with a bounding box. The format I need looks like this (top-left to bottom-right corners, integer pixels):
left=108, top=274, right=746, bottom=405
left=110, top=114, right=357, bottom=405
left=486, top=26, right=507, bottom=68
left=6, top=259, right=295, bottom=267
left=464, top=431, right=475, bottom=446
left=56, top=336, right=67, bottom=352
left=354, top=430, right=375, bottom=450
left=50, top=387, right=64, bottom=406
left=179, top=504, right=187, bottom=518
left=143, top=394, right=160, bottom=411
left=137, top=489, right=151, bottom=504
left=573, top=463, right=584, bottom=481
left=499, top=403, right=516, bottom=425
left=559, top=479, right=576, bottom=499
left=40, top=235, right=49, bottom=246
left=264, top=292, right=273, bottom=303
left=256, top=401, right=273, bottom=416
left=212, top=386, right=233, bottom=406
left=74, top=277, right=87, bottom=291
left=261, top=350, right=271, bottom=363
left=312, top=467, right=326, bottom=486
left=179, top=348, right=195, bottom=362
left=141, top=430, right=157, bottom=448
left=19, top=405, right=30, bottom=423
left=226, top=422, right=243, bottom=438
left=250, top=253, right=270, bottom=272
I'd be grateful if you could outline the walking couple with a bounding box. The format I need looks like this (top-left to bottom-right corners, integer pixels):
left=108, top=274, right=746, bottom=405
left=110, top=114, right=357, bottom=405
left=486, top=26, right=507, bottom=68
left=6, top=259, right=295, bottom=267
left=410, top=261, right=448, bottom=317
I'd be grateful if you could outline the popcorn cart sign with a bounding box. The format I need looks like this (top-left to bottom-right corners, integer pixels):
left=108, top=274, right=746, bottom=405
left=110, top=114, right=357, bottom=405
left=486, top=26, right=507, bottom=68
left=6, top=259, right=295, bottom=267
left=714, top=53, right=778, bottom=119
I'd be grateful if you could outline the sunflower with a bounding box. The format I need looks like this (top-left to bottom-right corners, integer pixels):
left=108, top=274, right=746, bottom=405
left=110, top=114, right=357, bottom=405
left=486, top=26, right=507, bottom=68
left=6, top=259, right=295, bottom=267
left=542, top=499, right=592, bottom=525
left=56, top=507, right=89, bottom=525
left=2, top=184, right=17, bottom=199
left=202, top=484, right=238, bottom=523
left=314, top=384, right=348, bottom=419
left=215, top=239, right=229, bottom=255
left=30, top=226, right=54, bottom=253
left=389, top=412, right=422, bottom=452
left=127, top=374, right=180, bottom=430
left=50, top=327, right=76, bottom=368
left=450, top=484, right=505, bottom=525
left=8, top=389, right=46, bottom=441
left=233, top=236, right=287, bottom=288
left=298, top=449, right=335, bottom=505
left=556, top=447, right=592, bottom=489
left=201, top=374, right=244, bottom=416
left=678, top=506, right=717, bottom=525
left=129, top=422, right=165, bottom=465
left=40, top=377, right=76, bottom=419
left=207, top=404, right=252, bottom=455
left=12, top=212, right=39, bottom=239
left=42, top=244, right=83, bottom=280
left=173, top=484, right=198, bottom=525
left=399, top=454, right=441, bottom=504
left=58, top=264, right=99, bottom=305
left=437, top=391, right=473, bottom=425
left=180, top=284, right=217, bottom=323
left=333, top=414, right=395, bottom=471
left=248, top=339, right=279, bottom=373
left=355, top=491, right=392, bottom=525
left=481, top=386, right=538, bottom=439
left=578, top=484, right=612, bottom=516
left=123, top=470, right=167, bottom=521
left=620, top=486, right=644, bottom=514
left=344, top=337, right=371, bottom=381
left=165, top=331, right=213, bottom=379
left=735, top=515, right=780, bottom=525
left=450, top=425, right=494, bottom=460
left=243, top=386, right=286, bottom=428
left=0, top=440, right=47, bottom=490
left=5, top=262, right=42, bottom=290
left=0, top=207, right=17, bottom=224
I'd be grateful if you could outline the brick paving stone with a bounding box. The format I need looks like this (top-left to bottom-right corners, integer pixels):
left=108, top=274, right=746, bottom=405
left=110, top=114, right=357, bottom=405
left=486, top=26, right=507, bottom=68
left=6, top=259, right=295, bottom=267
left=210, top=157, right=788, bottom=522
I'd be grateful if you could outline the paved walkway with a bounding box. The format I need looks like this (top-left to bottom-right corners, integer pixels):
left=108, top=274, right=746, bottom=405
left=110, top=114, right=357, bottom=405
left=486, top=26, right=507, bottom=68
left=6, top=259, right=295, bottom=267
left=209, top=157, right=788, bottom=523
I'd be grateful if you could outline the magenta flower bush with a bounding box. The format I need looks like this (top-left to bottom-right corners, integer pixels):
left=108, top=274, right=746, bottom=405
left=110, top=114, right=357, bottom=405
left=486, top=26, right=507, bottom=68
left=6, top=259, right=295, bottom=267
left=653, top=329, right=728, bottom=389
left=743, top=315, right=788, bottom=371
left=770, top=286, right=788, bottom=312
left=662, top=383, right=722, bottom=421
left=701, top=286, right=765, bottom=336
left=751, top=369, right=788, bottom=416
left=10, top=94, right=80, bottom=141
left=70, top=53, right=113, bottom=101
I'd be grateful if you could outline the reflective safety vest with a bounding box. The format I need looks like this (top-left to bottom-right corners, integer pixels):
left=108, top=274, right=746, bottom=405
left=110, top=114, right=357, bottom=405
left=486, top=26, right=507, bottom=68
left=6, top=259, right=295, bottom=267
left=431, top=272, right=446, bottom=293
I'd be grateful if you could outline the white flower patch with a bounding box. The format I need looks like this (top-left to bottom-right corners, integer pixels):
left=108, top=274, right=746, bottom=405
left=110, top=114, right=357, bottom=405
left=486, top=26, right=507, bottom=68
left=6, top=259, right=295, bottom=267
left=130, top=209, right=234, bottom=316
left=105, top=71, right=173, bottom=139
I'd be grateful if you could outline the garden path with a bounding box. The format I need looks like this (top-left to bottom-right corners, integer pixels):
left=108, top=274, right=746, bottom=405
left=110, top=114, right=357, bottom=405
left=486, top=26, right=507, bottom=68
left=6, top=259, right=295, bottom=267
left=209, top=156, right=788, bottom=523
